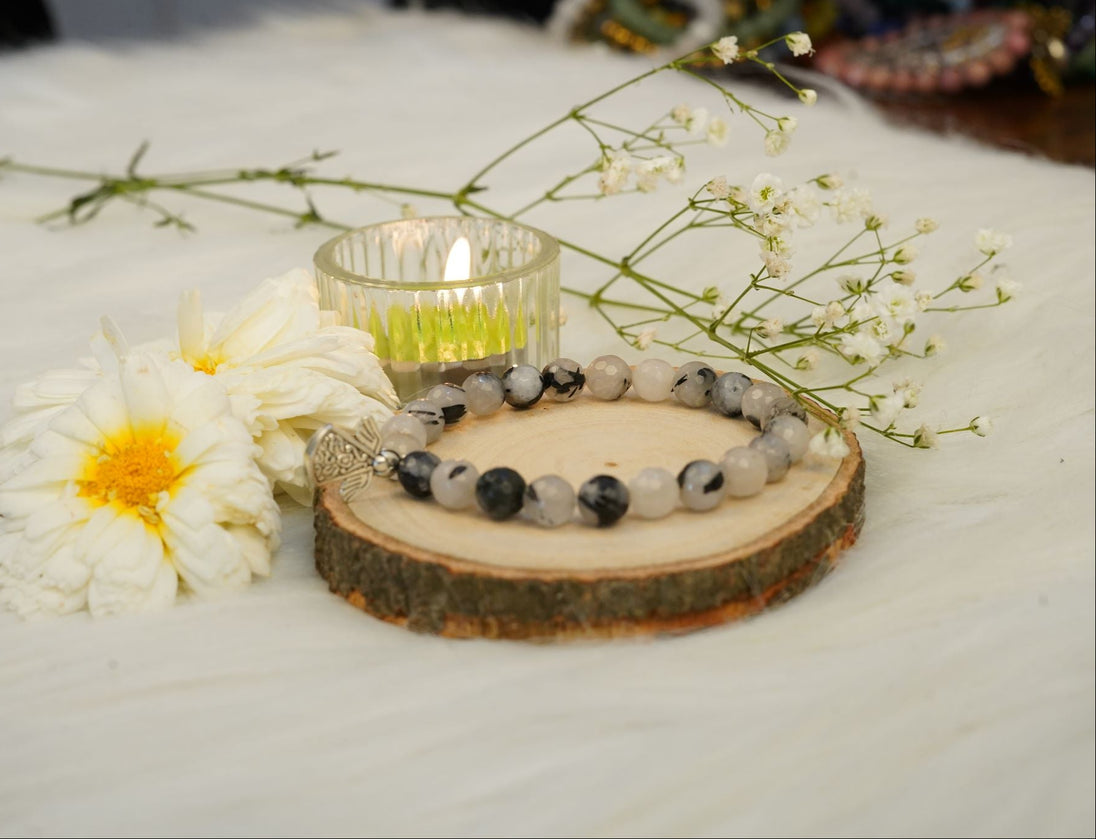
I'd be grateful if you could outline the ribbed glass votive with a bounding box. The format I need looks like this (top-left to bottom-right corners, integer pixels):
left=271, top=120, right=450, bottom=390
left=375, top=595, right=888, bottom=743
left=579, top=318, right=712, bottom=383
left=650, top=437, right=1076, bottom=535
left=314, top=217, right=560, bottom=402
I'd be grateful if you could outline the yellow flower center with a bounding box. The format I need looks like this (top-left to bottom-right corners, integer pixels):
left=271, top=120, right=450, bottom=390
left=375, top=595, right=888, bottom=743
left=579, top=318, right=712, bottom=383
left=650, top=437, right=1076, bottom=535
left=79, top=434, right=179, bottom=512
left=190, top=356, right=220, bottom=375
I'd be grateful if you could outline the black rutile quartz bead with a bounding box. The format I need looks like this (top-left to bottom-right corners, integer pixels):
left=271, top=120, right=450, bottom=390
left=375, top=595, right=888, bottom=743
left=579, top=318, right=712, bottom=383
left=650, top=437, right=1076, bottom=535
left=475, top=467, right=526, bottom=520
left=397, top=450, right=441, bottom=498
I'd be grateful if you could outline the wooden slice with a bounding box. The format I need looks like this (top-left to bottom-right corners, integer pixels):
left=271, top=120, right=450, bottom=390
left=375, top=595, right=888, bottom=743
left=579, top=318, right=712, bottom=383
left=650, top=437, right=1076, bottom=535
left=314, top=392, right=864, bottom=641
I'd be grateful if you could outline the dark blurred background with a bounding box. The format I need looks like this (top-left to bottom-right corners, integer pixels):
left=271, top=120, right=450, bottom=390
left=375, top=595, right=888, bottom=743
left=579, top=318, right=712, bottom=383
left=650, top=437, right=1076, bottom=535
left=2, top=0, right=1093, bottom=166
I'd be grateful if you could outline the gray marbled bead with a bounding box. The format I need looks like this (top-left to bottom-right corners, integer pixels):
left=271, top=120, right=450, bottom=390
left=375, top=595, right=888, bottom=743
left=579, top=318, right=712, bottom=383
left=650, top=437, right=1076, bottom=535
left=475, top=467, right=526, bottom=520
left=522, top=475, right=576, bottom=528
left=628, top=467, right=678, bottom=519
left=741, top=382, right=785, bottom=429
left=672, top=360, right=717, bottom=408
left=429, top=460, right=479, bottom=510
left=401, top=399, right=444, bottom=443
left=632, top=358, right=675, bottom=402
left=462, top=372, right=505, bottom=416
left=585, top=355, right=632, bottom=401
left=381, top=413, right=427, bottom=450
left=426, top=383, right=468, bottom=425
left=711, top=372, right=753, bottom=417
left=577, top=475, right=630, bottom=527
left=502, top=364, right=545, bottom=409
left=677, top=459, right=726, bottom=511
left=765, top=415, right=810, bottom=462
left=396, top=450, right=440, bottom=498
left=541, top=358, right=585, bottom=402
left=760, top=394, right=808, bottom=431
left=749, top=433, right=792, bottom=482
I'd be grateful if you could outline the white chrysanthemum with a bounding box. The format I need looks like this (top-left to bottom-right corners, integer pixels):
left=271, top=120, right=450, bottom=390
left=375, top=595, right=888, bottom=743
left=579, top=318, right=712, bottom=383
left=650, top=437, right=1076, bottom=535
left=0, top=354, right=280, bottom=618
left=0, top=270, right=399, bottom=505
left=712, top=35, right=740, bottom=63
left=786, top=32, right=813, bottom=56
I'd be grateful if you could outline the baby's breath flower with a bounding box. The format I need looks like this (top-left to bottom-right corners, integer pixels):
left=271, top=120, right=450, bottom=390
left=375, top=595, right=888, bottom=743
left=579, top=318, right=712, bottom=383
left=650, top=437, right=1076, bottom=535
left=786, top=184, right=821, bottom=227
left=915, top=217, right=938, bottom=234
left=598, top=151, right=632, bottom=196
left=764, top=130, right=790, bottom=157
left=838, top=274, right=868, bottom=295
left=872, top=282, right=918, bottom=325
left=706, top=175, right=730, bottom=199
left=671, top=103, right=692, bottom=125
left=839, top=332, right=884, bottom=364
left=811, top=300, right=845, bottom=329
left=777, top=116, right=798, bottom=134
left=893, top=244, right=918, bottom=264
left=748, top=173, right=784, bottom=214
left=712, top=35, right=740, bottom=63
left=786, top=31, right=814, bottom=56
left=706, top=117, right=728, bottom=146
left=924, top=334, right=946, bottom=356
left=865, top=213, right=888, bottom=231
left=893, top=378, right=922, bottom=408
left=729, top=186, right=748, bottom=204
left=995, top=276, right=1021, bottom=302
left=795, top=348, right=819, bottom=370
left=869, top=393, right=904, bottom=429
left=809, top=427, right=850, bottom=459
left=798, top=88, right=818, bottom=106
left=976, top=228, right=1013, bottom=256
left=957, top=272, right=983, bottom=292
left=684, top=107, right=709, bottom=135
left=762, top=251, right=792, bottom=279
left=635, top=328, right=657, bottom=349
left=759, top=318, right=783, bottom=339
left=839, top=406, right=861, bottom=429
left=971, top=416, right=993, bottom=437
left=892, top=269, right=916, bottom=285
left=831, top=187, right=873, bottom=223
left=635, top=160, right=661, bottom=193
left=915, top=290, right=933, bottom=311
left=913, top=424, right=938, bottom=449
left=817, top=173, right=842, bottom=190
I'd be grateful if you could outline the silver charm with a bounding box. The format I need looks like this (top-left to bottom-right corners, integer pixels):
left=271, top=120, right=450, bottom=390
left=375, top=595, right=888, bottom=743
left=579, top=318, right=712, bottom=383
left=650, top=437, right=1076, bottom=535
left=305, top=416, right=384, bottom=501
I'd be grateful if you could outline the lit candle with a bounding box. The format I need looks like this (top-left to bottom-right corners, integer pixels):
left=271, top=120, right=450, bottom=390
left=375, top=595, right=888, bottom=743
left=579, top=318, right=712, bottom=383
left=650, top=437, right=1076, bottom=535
left=314, top=217, right=559, bottom=401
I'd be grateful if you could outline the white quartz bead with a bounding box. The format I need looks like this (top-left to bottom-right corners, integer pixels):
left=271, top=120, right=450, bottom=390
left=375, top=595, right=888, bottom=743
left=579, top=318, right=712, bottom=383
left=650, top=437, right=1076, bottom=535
left=677, top=459, right=726, bottom=511
left=586, top=354, right=632, bottom=400
left=765, top=415, right=810, bottom=462
left=462, top=372, right=505, bottom=415
left=381, top=433, right=424, bottom=458
left=632, top=358, right=675, bottom=402
left=402, top=399, right=444, bottom=443
left=522, top=474, right=576, bottom=528
left=720, top=446, right=767, bottom=497
left=749, top=433, right=792, bottom=482
left=672, top=360, right=717, bottom=408
left=628, top=467, right=678, bottom=519
left=426, top=383, right=468, bottom=424
left=711, top=372, right=753, bottom=417
left=430, top=460, right=479, bottom=510
left=381, top=414, right=427, bottom=450
left=740, top=381, right=785, bottom=429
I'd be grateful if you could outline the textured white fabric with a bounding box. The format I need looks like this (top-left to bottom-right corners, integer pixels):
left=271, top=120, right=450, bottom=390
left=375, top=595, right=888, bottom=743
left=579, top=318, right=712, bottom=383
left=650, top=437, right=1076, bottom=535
left=1, top=9, right=1093, bottom=836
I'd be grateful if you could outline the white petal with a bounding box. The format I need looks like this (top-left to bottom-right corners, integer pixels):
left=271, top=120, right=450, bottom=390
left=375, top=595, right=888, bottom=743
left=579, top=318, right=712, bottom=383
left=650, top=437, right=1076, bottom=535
left=119, top=356, right=171, bottom=436
left=177, top=289, right=206, bottom=363
left=161, top=500, right=251, bottom=596
left=227, top=525, right=273, bottom=577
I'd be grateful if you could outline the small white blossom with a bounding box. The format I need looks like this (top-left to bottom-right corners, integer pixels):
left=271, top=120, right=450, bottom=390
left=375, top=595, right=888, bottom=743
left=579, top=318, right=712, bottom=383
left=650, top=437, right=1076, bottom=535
left=924, top=334, right=946, bottom=356
left=893, top=378, right=922, bottom=408
left=870, top=393, right=905, bottom=429
left=871, top=317, right=905, bottom=348
left=849, top=301, right=874, bottom=324
left=839, top=331, right=884, bottom=364
left=831, top=187, right=873, bottom=223
left=872, top=281, right=918, bottom=325
left=840, top=406, right=861, bottom=429
left=762, top=251, right=792, bottom=279
left=764, top=129, right=790, bottom=157
left=971, top=416, right=993, bottom=437
left=893, top=244, right=918, bottom=264
left=892, top=269, right=916, bottom=285
left=817, top=173, right=842, bottom=190
left=748, top=173, right=785, bottom=214
left=777, top=116, right=798, bottom=134
left=684, top=107, right=709, bottom=135
left=759, top=318, right=783, bottom=339
left=706, top=117, right=728, bottom=146
left=798, top=88, right=818, bottom=106
left=811, top=300, right=845, bottom=329
left=795, top=348, right=819, bottom=370
left=865, top=213, right=888, bottom=231
left=957, top=272, right=983, bottom=292
left=786, top=31, right=814, bottom=56
left=915, top=290, right=934, bottom=311
left=635, top=159, right=661, bottom=193
left=712, top=35, right=740, bottom=63
left=809, top=427, right=850, bottom=459
left=976, top=228, right=1013, bottom=256
left=838, top=274, right=867, bottom=295
left=915, top=217, right=938, bottom=234
left=671, top=104, right=693, bottom=125
left=635, top=328, right=657, bottom=350
left=995, top=276, right=1021, bottom=303
left=706, top=175, right=731, bottom=199
left=786, top=185, right=821, bottom=227
left=913, top=424, right=938, bottom=449
left=598, top=152, right=632, bottom=195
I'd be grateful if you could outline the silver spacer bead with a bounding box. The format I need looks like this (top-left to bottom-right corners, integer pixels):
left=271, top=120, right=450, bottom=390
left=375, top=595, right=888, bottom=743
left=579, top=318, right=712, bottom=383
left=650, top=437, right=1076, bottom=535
left=371, top=449, right=402, bottom=479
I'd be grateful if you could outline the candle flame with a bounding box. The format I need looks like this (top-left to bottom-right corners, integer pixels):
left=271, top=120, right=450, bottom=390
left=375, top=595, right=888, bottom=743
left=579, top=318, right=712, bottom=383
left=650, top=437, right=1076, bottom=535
left=443, top=237, right=472, bottom=283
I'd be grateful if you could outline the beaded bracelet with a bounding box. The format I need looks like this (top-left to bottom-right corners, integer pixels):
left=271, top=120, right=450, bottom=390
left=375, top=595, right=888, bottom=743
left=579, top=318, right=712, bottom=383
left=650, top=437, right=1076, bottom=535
left=306, top=355, right=811, bottom=528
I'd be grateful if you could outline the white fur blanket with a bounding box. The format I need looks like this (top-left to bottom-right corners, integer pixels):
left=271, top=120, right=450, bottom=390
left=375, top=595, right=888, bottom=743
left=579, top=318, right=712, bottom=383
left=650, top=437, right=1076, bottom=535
left=0, top=8, right=1092, bottom=836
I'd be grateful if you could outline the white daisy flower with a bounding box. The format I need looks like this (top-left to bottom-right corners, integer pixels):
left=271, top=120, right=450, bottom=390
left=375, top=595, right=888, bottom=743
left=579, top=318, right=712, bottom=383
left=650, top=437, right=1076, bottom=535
left=0, top=354, right=280, bottom=618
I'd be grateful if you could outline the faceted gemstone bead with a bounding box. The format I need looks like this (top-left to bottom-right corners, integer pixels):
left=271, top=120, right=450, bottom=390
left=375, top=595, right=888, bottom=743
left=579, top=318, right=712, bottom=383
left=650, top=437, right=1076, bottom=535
left=711, top=372, right=753, bottom=417
left=628, top=467, right=678, bottom=519
left=426, top=384, right=468, bottom=425
left=381, top=413, right=427, bottom=450
left=396, top=450, right=440, bottom=498
left=462, top=372, right=505, bottom=416
left=677, top=459, right=726, bottom=511
left=672, top=360, right=717, bottom=408
left=541, top=358, right=585, bottom=402
left=429, top=459, right=479, bottom=510
left=740, top=382, right=785, bottom=429
left=380, top=433, right=424, bottom=458
left=720, top=446, right=767, bottom=497
left=585, top=355, right=632, bottom=401
left=749, top=433, right=792, bottom=482
left=402, top=399, right=445, bottom=444
left=577, top=474, right=630, bottom=526
left=760, top=394, right=807, bottom=431
left=522, top=474, right=576, bottom=528
left=475, top=467, right=526, bottom=521
left=632, top=358, right=675, bottom=402
left=502, top=364, right=545, bottom=409
left=765, top=415, right=810, bottom=463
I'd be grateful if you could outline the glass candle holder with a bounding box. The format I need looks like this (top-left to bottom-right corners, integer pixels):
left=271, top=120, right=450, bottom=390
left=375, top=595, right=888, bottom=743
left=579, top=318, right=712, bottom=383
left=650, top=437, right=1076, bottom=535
left=314, top=217, right=560, bottom=402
